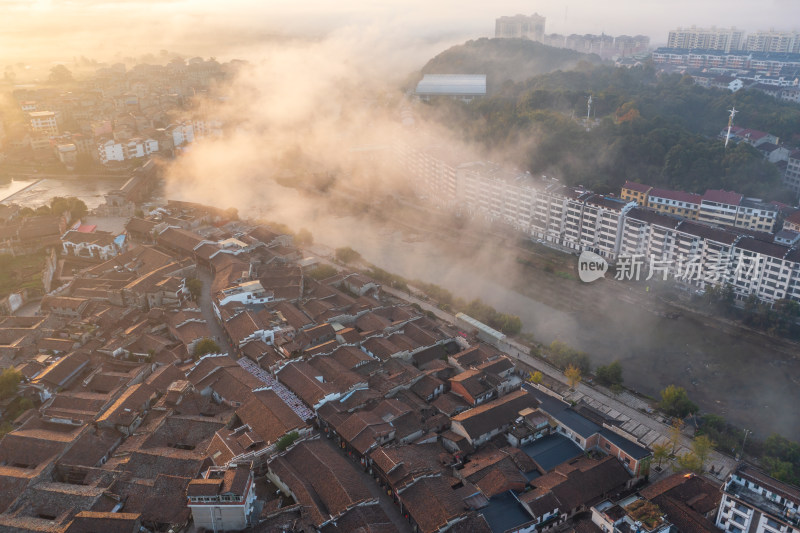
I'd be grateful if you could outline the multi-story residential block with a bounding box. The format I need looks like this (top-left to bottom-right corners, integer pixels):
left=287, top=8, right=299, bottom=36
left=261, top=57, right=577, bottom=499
left=620, top=181, right=652, bottom=205
left=29, top=111, right=58, bottom=135
left=98, top=137, right=158, bottom=163
left=99, top=139, right=125, bottom=162
left=495, top=13, right=546, bottom=41
left=745, top=29, right=800, bottom=54
left=784, top=210, right=800, bottom=233
left=734, top=199, right=779, bottom=232
left=784, top=150, right=800, bottom=198
left=716, top=463, right=800, bottom=533
left=626, top=183, right=777, bottom=233
left=170, top=122, right=195, bottom=147
left=400, top=143, right=800, bottom=304
left=652, top=48, right=800, bottom=75
left=697, top=189, right=744, bottom=227
left=667, top=26, right=745, bottom=53
left=187, top=463, right=258, bottom=531
left=647, top=188, right=702, bottom=220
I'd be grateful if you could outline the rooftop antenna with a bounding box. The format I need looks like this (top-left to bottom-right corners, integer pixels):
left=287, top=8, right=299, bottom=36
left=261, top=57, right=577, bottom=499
left=725, top=106, right=737, bottom=148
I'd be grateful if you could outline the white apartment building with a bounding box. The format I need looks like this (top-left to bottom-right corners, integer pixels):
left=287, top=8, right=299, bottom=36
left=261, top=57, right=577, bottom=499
left=495, top=13, right=546, bottom=41
left=399, top=143, right=800, bottom=304
left=215, top=280, right=274, bottom=311
left=187, top=463, right=258, bottom=531
left=61, top=231, right=119, bottom=260
left=29, top=111, right=58, bottom=135
left=98, top=137, right=158, bottom=164
left=99, top=139, right=125, bottom=163
left=745, top=30, right=800, bottom=54
left=193, top=118, right=223, bottom=138
left=170, top=122, right=195, bottom=147
left=716, top=463, right=800, bottom=533
left=667, top=26, right=745, bottom=53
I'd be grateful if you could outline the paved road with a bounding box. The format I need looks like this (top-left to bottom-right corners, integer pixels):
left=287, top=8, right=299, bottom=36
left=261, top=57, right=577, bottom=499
left=195, top=267, right=234, bottom=356
left=380, top=284, right=737, bottom=480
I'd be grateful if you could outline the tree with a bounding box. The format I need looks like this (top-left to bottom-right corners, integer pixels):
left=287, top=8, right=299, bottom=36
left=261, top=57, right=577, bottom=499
left=307, top=264, right=337, bottom=281
left=652, top=442, right=670, bottom=468
left=677, top=434, right=715, bottom=474
left=335, top=247, right=361, bottom=264
left=194, top=338, right=221, bottom=359
left=0, top=367, right=22, bottom=400
left=659, top=385, right=699, bottom=419
left=276, top=431, right=300, bottom=451
left=185, top=278, right=203, bottom=301
left=692, top=434, right=714, bottom=470
left=49, top=64, right=73, bottom=83
left=548, top=340, right=591, bottom=373
left=564, top=364, right=582, bottom=389
left=529, top=370, right=544, bottom=385
left=677, top=451, right=704, bottom=474
left=668, top=418, right=684, bottom=455
left=295, top=228, right=313, bottom=246
left=49, top=197, right=88, bottom=222
left=595, top=360, right=623, bottom=387
left=224, top=207, right=239, bottom=220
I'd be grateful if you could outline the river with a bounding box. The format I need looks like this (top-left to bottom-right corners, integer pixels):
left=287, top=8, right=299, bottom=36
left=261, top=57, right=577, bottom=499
left=210, top=180, right=800, bottom=441
left=0, top=176, right=128, bottom=209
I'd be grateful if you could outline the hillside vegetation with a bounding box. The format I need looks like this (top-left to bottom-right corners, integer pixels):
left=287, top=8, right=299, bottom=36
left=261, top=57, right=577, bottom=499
left=422, top=59, right=800, bottom=200
left=418, top=38, right=603, bottom=89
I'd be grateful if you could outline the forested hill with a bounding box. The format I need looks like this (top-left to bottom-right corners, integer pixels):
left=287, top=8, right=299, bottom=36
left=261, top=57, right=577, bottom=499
left=419, top=38, right=603, bottom=89
left=421, top=61, right=800, bottom=200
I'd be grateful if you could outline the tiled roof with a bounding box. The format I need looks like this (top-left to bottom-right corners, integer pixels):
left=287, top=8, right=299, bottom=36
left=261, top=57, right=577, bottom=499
left=648, top=188, right=702, bottom=205
left=268, top=439, right=373, bottom=526
left=398, top=475, right=467, bottom=533
left=65, top=511, right=141, bottom=533
left=702, top=189, right=743, bottom=206
left=621, top=181, right=652, bottom=193
left=451, top=390, right=538, bottom=440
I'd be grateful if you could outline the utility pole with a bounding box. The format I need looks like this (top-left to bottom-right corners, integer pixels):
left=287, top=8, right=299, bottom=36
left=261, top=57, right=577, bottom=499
left=725, top=106, right=738, bottom=148
left=736, top=428, right=751, bottom=461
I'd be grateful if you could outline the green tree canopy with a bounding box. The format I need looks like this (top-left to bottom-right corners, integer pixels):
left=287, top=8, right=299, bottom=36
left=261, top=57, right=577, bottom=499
left=276, top=431, right=300, bottom=451
left=295, top=228, right=313, bottom=246
left=0, top=367, right=22, bottom=400
left=194, top=338, right=221, bottom=359
left=307, top=264, right=337, bottom=281
left=659, top=385, right=699, bottom=419
left=595, top=360, right=623, bottom=387
left=185, top=278, right=203, bottom=301
left=335, top=247, right=361, bottom=264
left=49, top=64, right=73, bottom=83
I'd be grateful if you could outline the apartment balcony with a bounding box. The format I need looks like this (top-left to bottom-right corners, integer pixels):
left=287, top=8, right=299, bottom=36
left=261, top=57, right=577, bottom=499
left=724, top=481, right=800, bottom=528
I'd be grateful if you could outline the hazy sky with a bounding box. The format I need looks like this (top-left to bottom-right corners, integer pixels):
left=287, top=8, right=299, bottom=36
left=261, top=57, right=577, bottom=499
left=2, top=0, right=799, bottom=66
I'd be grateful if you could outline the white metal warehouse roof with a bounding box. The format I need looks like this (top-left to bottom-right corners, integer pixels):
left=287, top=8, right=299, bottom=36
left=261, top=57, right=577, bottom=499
left=415, top=74, right=487, bottom=96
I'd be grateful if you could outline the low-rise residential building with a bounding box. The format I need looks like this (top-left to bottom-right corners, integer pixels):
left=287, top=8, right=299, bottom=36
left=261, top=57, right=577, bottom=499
left=450, top=389, right=539, bottom=447
left=29, top=111, right=58, bottom=134
left=61, top=230, right=119, bottom=260
left=646, top=188, right=702, bottom=220
left=620, top=181, right=652, bottom=205
left=186, top=463, right=257, bottom=531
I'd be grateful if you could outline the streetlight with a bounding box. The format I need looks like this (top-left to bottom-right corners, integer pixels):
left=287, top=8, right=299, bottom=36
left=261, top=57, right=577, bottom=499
left=736, top=429, right=751, bottom=461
